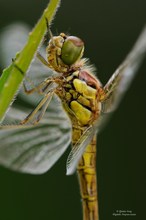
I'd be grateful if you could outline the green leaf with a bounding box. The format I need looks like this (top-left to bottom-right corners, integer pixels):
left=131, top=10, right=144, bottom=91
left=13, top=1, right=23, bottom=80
left=0, top=0, right=61, bottom=121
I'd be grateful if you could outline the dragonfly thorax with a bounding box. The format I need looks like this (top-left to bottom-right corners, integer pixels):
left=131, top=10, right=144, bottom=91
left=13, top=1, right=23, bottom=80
left=56, top=69, right=103, bottom=126
left=46, top=33, right=84, bottom=73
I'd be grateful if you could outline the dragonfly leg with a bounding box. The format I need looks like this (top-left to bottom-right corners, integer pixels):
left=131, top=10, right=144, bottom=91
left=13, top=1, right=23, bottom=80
left=23, top=77, right=54, bottom=95
left=35, top=18, right=54, bottom=67
left=0, top=92, right=52, bottom=129
left=44, top=17, right=55, bottom=47
left=23, top=76, right=37, bottom=94
left=20, top=91, right=53, bottom=125
left=36, top=51, right=51, bottom=67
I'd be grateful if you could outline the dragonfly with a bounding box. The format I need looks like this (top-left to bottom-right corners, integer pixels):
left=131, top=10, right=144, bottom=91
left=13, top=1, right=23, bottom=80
left=0, top=23, right=146, bottom=220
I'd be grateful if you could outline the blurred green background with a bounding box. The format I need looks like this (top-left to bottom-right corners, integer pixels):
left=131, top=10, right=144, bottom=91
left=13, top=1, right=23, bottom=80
left=0, top=0, right=146, bottom=219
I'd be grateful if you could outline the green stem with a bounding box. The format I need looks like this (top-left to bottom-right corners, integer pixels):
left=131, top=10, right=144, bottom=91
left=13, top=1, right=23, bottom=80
left=0, top=0, right=61, bottom=121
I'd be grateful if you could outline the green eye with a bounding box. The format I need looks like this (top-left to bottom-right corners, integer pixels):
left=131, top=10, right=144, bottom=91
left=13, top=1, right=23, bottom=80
left=61, top=36, right=84, bottom=65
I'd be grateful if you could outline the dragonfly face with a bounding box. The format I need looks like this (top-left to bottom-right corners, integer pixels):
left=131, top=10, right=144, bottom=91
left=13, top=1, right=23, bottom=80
left=46, top=33, right=84, bottom=73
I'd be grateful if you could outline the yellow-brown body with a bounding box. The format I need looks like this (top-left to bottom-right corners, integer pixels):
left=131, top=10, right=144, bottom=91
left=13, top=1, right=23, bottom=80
left=77, top=135, right=98, bottom=220
left=46, top=33, right=105, bottom=220
left=55, top=67, right=103, bottom=220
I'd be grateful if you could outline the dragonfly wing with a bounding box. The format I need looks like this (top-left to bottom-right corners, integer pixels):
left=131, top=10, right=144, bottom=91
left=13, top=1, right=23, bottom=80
left=66, top=118, right=103, bottom=175
left=0, top=23, right=72, bottom=174
left=102, top=26, right=146, bottom=113
left=0, top=105, right=71, bottom=174
left=0, top=23, right=30, bottom=67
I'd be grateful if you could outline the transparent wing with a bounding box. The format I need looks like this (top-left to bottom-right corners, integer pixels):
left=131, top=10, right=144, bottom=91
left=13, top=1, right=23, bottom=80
left=66, top=117, right=103, bottom=175
left=0, top=22, right=30, bottom=68
left=102, top=26, right=146, bottom=113
left=0, top=23, right=72, bottom=174
left=0, top=98, right=72, bottom=174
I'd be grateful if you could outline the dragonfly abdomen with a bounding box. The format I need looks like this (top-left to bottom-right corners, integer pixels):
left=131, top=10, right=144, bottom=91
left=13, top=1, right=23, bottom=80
left=77, top=136, right=99, bottom=220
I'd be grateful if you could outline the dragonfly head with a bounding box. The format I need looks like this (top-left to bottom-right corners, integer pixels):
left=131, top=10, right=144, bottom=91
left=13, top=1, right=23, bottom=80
left=61, top=34, right=84, bottom=65
left=47, top=33, right=84, bottom=72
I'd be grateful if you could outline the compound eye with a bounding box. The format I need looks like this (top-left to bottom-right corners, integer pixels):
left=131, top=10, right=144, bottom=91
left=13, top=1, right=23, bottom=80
left=61, top=36, right=84, bottom=65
